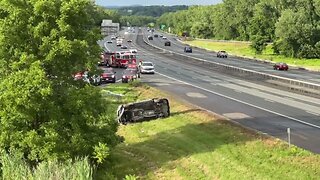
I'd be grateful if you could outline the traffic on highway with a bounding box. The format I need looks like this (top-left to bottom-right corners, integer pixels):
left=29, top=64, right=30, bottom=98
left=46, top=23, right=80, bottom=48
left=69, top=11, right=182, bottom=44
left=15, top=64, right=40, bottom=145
left=98, top=26, right=320, bottom=154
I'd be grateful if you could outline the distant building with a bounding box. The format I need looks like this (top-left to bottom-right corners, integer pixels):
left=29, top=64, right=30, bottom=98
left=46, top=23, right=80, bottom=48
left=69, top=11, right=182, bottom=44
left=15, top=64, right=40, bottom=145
left=101, top=20, right=120, bottom=36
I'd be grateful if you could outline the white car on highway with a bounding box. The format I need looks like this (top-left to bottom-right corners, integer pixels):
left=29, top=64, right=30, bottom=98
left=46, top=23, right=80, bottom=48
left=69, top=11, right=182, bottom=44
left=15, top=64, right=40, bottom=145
left=130, top=49, right=138, bottom=53
left=140, top=62, right=155, bottom=74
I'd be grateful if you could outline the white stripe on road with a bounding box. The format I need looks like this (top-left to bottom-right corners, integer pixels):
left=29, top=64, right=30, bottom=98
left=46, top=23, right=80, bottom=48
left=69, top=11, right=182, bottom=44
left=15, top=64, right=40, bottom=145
left=155, top=71, right=320, bottom=129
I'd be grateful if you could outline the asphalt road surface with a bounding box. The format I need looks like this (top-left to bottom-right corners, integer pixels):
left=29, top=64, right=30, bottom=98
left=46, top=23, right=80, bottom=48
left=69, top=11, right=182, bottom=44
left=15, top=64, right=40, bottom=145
left=100, top=28, right=320, bottom=154
left=145, top=29, right=320, bottom=85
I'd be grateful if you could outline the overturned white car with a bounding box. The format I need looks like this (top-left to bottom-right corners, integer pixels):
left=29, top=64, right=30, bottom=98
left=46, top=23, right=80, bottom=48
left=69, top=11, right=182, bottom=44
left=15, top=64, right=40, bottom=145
left=117, top=98, right=170, bottom=125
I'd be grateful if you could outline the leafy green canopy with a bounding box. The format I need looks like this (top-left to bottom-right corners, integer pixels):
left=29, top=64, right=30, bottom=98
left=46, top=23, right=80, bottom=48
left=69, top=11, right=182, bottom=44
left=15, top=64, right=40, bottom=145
left=0, top=0, right=120, bottom=162
left=157, top=0, right=320, bottom=58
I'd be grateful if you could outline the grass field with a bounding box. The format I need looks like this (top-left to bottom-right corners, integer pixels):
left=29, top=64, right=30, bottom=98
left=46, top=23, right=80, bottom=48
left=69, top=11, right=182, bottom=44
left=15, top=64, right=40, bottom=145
left=98, top=82, right=320, bottom=179
left=187, top=40, right=320, bottom=71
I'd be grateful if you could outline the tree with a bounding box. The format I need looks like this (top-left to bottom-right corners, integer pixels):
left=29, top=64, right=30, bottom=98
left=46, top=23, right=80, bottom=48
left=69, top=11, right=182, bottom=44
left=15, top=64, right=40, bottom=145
left=275, top=0, right=320, bottom=58
left=0, top=0, right=121, bottom=163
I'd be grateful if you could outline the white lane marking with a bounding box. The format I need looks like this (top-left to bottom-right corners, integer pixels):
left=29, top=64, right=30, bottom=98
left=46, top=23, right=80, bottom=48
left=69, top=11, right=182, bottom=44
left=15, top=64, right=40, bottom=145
left=220, top=83, right=320, bottom=115
left=306, top=111, right=320, bottom=116
left=103, top=41, right=111, bottom=52
left=155, top=71, right=320, bottom=129
left=264, top=99, right=275, bottom=103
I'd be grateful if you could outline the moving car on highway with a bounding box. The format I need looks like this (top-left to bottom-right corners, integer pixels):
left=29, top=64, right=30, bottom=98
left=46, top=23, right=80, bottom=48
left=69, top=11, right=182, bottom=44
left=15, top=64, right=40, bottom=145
left=154, top=34, right=159, bottom=37
left=107, top=40, right=112, bottom=43
left=127, top=39, right=133, bottom=43
left=121, top=45, right=128, bottom=49
left=162, top=36, right=167, bottom=40
left=100, top=68, right=116, bottom=83
left=273, top=62, right=289, bottom=71
left=130, top=49, right=138, bottom=53
left=140, top=61, right=155, bottom=74
left=217, top=51, right=228, bottom=58
left=184, top=46, right=192, bottom=53
left=148, top=36, right=153, bottom=40
left=122, top=69, right=138, bottom=83
left=164, top=41, right=171, bottom=46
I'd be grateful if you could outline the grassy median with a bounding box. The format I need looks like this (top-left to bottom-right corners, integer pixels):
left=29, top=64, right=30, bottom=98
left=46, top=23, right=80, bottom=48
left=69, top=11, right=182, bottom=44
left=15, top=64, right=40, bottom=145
left=98, top=82, right=320, bottom=179
left=187, top=40, right=320, bottom=71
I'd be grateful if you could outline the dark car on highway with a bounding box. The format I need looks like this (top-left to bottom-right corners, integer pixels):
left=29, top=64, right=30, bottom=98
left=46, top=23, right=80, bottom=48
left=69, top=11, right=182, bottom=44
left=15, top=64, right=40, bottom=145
left=273, top=62, right=289, bottom=71
left=154, top=34, right=159, bottom=37
left=217, top=51, right=228, bottom=58
left=164, top=41, right=171, bottom=46
left=100, top=68, right=116, bottom=83
left=184, top=46, right=192, bottom=53
left=127, top=39, right=133, bottom=43
left=122, top=69, right=137, bottom=83
left=148, top=36, right=153, bottom=40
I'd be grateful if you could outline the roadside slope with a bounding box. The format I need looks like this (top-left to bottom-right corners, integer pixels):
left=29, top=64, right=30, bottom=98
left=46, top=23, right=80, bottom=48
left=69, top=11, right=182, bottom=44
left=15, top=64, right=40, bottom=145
left=99, top=83, right=320, bottom=179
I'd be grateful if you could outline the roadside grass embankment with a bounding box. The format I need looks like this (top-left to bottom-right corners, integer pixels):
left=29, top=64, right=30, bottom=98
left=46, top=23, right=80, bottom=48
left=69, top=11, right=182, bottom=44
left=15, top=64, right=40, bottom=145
left=98, top=82, right=320, bottom=179
left=187, top=40, right=320, bottom=71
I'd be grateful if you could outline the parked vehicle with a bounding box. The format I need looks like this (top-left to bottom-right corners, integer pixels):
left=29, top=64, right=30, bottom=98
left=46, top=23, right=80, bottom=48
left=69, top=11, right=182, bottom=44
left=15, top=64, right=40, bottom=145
left=74, top=71, right=101, bottom=86
left=100, top=68, right=116, bottom=83
left=140, top=61, right=155, bottom=74
left=184, top=46, right=192, bottom=53
left=117, top=98, right=170, bottom=125
left=217, top=51, right=228, bottom=58
left=122, top=69, right=137, bottom=83
left=273, top=62, right=289, bottom=71
left=127, top=63, right=141, bottom=78
left=164, top=41, right=171, bottom=46
left=103, top=51, right=137, bottom=68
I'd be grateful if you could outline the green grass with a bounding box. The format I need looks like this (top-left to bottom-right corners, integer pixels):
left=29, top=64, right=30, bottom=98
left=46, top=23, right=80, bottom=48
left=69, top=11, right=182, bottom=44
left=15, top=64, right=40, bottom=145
left=1, top=153, right=93, bottom=180
left=187, top=40, right=320, bottom=70
left=97, top=83, right=320, bottom=179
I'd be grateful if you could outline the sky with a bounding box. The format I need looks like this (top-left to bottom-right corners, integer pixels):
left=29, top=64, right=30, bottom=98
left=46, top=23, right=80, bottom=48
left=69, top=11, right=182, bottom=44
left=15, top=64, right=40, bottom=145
left=95, top=0, right=222, bottom=7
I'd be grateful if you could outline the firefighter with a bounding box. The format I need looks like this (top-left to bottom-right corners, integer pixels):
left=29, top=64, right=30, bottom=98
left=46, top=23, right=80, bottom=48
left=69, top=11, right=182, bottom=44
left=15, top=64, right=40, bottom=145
left=138, top=60, right=142, bottom=78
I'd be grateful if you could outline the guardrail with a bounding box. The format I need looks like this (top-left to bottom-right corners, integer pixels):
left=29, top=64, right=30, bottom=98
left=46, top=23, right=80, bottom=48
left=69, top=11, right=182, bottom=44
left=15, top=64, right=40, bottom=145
left=141, top=32, right=320, bottom=96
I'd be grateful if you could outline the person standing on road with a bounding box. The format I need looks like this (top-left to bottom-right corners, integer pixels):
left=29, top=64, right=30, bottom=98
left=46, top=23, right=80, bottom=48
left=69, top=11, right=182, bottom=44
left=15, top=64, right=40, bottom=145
left=138, top=60, right=142, bottom=78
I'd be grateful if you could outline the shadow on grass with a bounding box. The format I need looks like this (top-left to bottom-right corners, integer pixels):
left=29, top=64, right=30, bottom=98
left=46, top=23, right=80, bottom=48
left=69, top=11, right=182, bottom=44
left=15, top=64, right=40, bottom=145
left=170, top=108, right=203, bottom=117
left=98, top=119, right=255, bottom=179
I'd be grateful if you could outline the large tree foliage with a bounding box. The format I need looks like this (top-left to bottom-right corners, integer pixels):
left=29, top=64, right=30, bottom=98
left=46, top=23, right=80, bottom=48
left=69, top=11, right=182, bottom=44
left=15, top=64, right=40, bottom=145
left=157, top=0, right=320, bottom=58
left=0, top=0, right=120, bottom=163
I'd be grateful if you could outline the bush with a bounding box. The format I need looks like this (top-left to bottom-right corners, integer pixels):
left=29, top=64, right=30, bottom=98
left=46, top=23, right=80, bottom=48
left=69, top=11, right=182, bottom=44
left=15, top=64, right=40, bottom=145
left=0, top=152, right=93, bottom=180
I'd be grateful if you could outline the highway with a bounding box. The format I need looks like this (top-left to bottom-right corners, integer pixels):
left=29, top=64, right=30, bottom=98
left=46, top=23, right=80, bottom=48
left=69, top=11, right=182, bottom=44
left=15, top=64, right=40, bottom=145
left=100, top=28, right=320, bottom=154
left=144, top=29, right=320, bottom=85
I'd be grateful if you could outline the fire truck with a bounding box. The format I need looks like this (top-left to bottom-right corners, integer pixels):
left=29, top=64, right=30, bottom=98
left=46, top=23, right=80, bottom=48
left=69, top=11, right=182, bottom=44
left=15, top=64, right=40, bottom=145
left=99, top=51, right=137, bottom=68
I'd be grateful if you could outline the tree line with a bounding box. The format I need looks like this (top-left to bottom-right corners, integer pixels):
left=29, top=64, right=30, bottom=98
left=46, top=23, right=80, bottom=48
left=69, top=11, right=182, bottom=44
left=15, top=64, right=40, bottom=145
left=115, top=5, right=188, bottom=17
left=157, top=0, right=320, bottom=58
